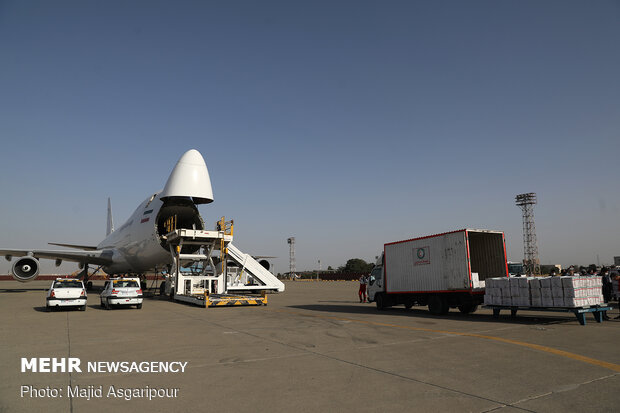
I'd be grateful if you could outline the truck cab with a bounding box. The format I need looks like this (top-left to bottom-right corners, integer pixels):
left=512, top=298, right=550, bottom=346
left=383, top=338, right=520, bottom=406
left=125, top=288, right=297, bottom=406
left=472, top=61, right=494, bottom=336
left=507, top=262, right=525, bottom=277
left=367, top=255, right=384, bottom=304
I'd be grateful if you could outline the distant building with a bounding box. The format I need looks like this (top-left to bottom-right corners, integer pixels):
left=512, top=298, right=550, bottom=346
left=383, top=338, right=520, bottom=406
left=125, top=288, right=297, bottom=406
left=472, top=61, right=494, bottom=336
left=614, top=256, right=620, bottom=266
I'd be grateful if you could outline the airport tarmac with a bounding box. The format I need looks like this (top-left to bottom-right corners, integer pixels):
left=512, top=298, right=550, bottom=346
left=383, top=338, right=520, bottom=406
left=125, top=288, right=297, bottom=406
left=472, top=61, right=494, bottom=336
left=1, top=280, right=619, bottom=413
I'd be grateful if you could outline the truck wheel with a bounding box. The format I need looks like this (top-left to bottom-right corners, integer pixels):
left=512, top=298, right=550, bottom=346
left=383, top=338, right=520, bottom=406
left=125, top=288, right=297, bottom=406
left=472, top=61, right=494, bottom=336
left=136, top=303, right=142, bottom=309
left=458, top=304, right=478, bottom=314
left=428, top=296, right=448, bottom=315
left=404, top=300, right=413, bottom=309
left=375, top=293, right=386, bottom=310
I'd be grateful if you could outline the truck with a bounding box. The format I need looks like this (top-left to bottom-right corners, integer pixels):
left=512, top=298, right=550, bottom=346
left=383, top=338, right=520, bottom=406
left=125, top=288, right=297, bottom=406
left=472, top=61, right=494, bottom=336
left=367, top=229, right=508, bottom=315
left=507, top=261, right=525, bottom=277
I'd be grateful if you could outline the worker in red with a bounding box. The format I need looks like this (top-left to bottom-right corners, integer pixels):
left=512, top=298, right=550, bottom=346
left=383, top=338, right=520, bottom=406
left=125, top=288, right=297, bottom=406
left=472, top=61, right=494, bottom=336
left=358, top=274, right=369, bottom=303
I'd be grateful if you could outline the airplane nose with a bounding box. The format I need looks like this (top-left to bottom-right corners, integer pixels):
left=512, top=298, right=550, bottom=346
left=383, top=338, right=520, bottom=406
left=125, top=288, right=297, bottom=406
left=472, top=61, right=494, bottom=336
left=160, top=149, right=214, bottom=204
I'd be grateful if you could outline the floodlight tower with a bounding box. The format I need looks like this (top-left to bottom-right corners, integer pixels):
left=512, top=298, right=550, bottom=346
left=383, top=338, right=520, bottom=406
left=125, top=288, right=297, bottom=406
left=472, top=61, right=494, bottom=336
left=287, top=237, right=296, bottom=280
left=515, top=193, right=540, bottom=275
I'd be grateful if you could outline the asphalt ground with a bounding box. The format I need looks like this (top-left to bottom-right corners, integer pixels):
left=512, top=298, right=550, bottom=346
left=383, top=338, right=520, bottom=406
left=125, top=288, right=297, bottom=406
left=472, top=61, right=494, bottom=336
left=1, top=280, right=619, bottom=413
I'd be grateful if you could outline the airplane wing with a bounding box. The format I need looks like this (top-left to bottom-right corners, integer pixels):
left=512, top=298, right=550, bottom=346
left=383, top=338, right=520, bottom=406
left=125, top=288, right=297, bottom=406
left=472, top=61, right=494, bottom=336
left=48, top=243, right=99, bottom=251
left=0, top=248, right=113, bottom=266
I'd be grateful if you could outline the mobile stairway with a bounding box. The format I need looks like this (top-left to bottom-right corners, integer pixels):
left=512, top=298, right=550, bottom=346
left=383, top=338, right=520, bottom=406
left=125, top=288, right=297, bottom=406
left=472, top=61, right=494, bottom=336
left=226, top=243, right=285, bottom=293
left=162, top=218, right=284, bottom=307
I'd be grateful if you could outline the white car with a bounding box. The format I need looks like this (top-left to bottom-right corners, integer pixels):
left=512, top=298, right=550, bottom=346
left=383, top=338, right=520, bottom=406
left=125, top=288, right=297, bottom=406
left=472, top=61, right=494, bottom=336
left=46, top=279, right=87, bottom=311
left=100, top=278, right=143, bottom=309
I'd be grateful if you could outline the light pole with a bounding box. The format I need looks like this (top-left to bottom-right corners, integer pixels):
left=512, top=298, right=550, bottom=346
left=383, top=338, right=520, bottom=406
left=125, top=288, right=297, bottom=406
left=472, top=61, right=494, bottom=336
left=287, top=237, right=295, bottom=280
left=515, top=193, right=540, bottom=275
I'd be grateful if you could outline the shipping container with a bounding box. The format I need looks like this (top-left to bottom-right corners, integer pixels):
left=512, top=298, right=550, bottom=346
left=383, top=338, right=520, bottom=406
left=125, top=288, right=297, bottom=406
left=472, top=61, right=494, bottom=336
left=367, top=229, right=508, bottom=314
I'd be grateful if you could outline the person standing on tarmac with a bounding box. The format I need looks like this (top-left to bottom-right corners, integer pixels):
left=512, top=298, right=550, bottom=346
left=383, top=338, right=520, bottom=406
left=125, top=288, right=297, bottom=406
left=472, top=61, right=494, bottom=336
left=601, top=268, right=612, bottom=320
left=358, top=274, right=369, bottom=303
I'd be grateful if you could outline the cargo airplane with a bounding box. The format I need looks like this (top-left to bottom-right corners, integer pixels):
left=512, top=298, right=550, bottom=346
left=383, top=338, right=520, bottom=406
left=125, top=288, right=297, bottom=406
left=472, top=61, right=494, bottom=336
left=1, top=149, right=218, bottom=283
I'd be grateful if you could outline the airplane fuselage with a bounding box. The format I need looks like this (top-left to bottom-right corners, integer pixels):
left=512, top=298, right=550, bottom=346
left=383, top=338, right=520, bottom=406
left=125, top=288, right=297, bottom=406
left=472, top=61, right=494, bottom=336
left=2, top=149, right=214, bottom=282
left=98, top=193, right=204, bottom=274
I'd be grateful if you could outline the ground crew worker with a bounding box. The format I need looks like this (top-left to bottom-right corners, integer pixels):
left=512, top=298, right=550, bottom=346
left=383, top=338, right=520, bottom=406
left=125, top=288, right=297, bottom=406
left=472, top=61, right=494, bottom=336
left=601, top=268, right=612, bottom=320
left=358, top=274, right=369, bottom=303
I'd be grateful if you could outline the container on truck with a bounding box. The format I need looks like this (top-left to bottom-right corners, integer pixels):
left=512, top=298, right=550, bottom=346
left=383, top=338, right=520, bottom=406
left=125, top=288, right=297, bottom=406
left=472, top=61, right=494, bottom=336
left=367, top=229, right=508, bottom=315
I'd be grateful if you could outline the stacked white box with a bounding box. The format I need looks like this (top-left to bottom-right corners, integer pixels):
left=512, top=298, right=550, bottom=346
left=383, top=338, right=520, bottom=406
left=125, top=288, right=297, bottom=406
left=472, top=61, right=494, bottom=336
left=517, top=297, right=531, bottom=306
left=472, top=272, right=485, bottom=289
left=541, top=296, right=554, bottom=307
left=483, top=275, right=605, bottom=308
left=539, top=277, right=553, bottom=306
left=484, top=276, right=603, bottom=307
left=531, top=296, right=543, bottom=307
left=483, top=278, right=505, bottom=306
left=565, top=297, right=588, bottom=307
left=562, top=276, right=585, bottom=302
left=497, top=279, right=507, bottom=305
left=484, top=294, right=492, bottom=305
left=529, top=277, right=541, bottom=307
left=501, top=287, right=512, bottom=298
left=517, top=277, right=530, bottom=288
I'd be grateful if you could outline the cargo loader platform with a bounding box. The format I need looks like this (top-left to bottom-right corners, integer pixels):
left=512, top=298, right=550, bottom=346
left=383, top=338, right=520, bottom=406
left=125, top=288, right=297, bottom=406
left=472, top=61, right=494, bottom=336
left=161, top=218, right=283, bottom=307
left=206, top=293, right=267, bottom=307
left=484, top=305, right=612, bottom=325
left=172, top=292, right=267, bottom=308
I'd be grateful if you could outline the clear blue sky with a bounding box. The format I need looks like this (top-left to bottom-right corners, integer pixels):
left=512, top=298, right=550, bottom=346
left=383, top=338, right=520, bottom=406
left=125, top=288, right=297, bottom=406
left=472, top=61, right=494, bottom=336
left=1, top=0, right=619, bottom=275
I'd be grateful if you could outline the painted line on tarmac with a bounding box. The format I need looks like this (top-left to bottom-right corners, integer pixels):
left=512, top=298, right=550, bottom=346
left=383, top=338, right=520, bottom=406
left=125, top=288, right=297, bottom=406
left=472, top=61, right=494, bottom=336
left=274, top=309, right=620, bottom=373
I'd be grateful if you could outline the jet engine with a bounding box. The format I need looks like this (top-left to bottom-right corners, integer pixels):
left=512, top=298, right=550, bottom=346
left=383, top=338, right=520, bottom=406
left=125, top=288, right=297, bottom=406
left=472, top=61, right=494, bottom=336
left=258, top=259, right=270, bottom=271
left=12, top=257, right=40, bottom=282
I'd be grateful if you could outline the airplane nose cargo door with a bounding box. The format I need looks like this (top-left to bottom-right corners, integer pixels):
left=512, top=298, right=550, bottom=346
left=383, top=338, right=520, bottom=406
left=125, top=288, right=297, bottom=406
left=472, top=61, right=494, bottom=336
left=156, top=198, right=204, bottom=252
